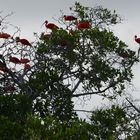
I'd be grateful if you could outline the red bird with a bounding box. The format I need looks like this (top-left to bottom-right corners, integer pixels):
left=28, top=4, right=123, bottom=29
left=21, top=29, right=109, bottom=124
left=77, top=21, right=91, bottom=29
left=24, top=63, right=30, bottom=69
left=0, top=66, right=8, bottom=72
left=20, top=58, right=30, bottom=64
left=0, top=67, right=7, bottom=72
left=44, top=20, right=59, bottom=30
left=135, top=35, right=140, bottom=44
left=16, top=37, right=32, bottom=46
left=0, top=61, right=8, bottom=72
left=64, top=15, right=77, bottom=21
left=0, top=32, right=11, bottom=39
left=9, top=56, right=21, bottom=64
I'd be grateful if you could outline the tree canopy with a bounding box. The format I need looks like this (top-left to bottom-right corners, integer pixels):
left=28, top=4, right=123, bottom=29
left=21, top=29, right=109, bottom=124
left=0, top=2, right=139, bottom=139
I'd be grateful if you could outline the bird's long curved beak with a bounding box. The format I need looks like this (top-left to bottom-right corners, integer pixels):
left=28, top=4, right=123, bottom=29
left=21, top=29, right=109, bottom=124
left=41, top=22, right=45, bottom=28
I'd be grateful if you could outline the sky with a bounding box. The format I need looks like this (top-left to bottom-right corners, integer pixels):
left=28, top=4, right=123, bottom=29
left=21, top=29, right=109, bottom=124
left=1, top=0, right=140, bottom=118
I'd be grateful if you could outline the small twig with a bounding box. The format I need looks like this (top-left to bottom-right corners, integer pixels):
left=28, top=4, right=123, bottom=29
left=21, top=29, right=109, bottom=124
left=74, top=109, right=93, bottom=113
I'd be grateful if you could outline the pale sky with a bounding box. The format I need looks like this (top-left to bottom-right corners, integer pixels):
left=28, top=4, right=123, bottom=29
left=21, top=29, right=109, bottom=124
left=1, top=0, right=140, bottom=118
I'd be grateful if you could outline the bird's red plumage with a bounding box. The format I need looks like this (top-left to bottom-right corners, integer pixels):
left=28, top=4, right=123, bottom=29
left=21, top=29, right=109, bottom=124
left=45, top=23, right=58, bottom=30
left=9, top=56, right=21, bottom=64
left=0, top=61, right=7, bottom=72
left=16, top=37, right=31, bottom=46
left=19, top=39, right=31, bottom=46
left=135, top=35, right=140, bottom=44
left=0, top=67, right=8, bottom=72
left=0, top=32, right=11, bottom=39
left=64, top=15, right=77, bottom=21
left=20, top=58, right=30, bottom=64
left=24, top=64, right=30, bottom=69
left=77, top=21, right=91, bottom=29
left=44, top=20, right=58, bottom=30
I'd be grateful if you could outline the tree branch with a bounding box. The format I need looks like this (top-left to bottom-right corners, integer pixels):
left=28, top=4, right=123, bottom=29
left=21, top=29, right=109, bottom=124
left=74, top=109, right=93, bottom=113
left=72, top=80, right=119, bottom=97
left=126, top=98, right=140, bottom=114
left=71, top=79, right=81, bottom=93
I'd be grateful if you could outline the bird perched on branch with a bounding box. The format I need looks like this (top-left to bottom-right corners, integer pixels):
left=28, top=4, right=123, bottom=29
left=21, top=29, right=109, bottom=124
left=9, top=56, right=21, bottom=69
left=134, top=35, right=140, bottom=57
left=135, top=35, right=140, bottom=45
left=16, top=37, right=32, bottom=46
left=76, top=21, right=91, bottom=29
left=0, top=32, right=11, bottom=39
left=64, top=15, right=77, bottom=21
left=0, top=61, right=8, bottom=72
left=9, top=56, right=21, bottom=64
left=24, top=63, right=30, bottom=70
left=44, top=20, right=59, bottom=30
left=20, top=58, right=30, bottom=64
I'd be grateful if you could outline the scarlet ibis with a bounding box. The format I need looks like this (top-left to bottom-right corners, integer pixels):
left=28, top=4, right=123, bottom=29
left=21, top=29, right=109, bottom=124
left=0, top=32, right=11, bottom=39
left=0, top=61, right=6, bottom=67
left=64, top=15, right=77, bottom=21
left=0, top=67, right=8, bottom=72
left=135, top=35, right=140, bottom=45
left=24, top=63, right=30, bottom=69
left=20, top=58, right=30, bottom=64
left=9, top=56, right=21, bottom=64
left=77, top=21, right=91, bottom=29
left=16, top=37, right=32, bottom=46
left=0, top=61, right=8, bottom=72
left=44, top=20, right=59, bottom=30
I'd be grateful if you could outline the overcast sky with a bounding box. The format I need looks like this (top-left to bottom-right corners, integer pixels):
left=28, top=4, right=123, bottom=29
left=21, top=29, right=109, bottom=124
left=1, top=0, right=140, bottom=118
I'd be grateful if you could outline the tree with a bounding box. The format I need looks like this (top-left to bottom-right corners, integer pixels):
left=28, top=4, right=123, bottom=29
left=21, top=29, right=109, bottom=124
left=90, top=105, right=135, bottom=139
left=0, top=2, right=139, bottom=139
left=32, top=2, right=138, bottom=119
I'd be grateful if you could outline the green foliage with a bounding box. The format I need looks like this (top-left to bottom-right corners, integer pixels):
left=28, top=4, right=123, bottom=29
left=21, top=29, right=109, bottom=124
left=36, top=4, right=137, bottom=99
left=0, top=2, right=139, bottom=139
left=25, top=115, right=92, bottom=140
left=90, top=105, right=133, bottom=139
left=0, top=94, right=32, bottom=124
left=0, top=116, right=24, bottom=140
left=71, top=2, right=122, bottom=26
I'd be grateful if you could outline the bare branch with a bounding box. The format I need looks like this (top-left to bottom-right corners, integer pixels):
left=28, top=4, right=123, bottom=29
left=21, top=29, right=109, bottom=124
left=126, top=98, right=140, bottom=114
left=73, top=91, right=102, bottom=97
left=73, top=80, right=119, bottom=97
left=74, top=109, right=93, bottom=113
left=71, top=79, right=81, bottom=93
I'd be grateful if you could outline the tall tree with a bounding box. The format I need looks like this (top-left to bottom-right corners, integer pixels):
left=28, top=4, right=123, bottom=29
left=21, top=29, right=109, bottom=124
left=32, top=2, right=139, bottom=119
left=0, top=2, right=139, bottom=139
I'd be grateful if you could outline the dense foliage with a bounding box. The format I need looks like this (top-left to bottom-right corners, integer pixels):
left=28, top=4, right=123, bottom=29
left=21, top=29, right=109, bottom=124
left=0, top=2, right=139, bottom=139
